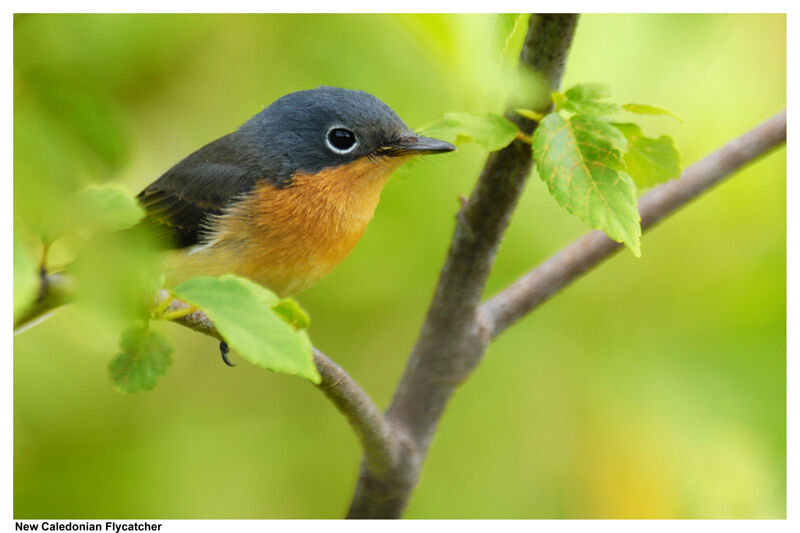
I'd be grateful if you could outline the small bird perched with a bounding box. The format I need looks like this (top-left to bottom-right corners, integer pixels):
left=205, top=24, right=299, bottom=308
left=137, top=86, right=454, bottom=297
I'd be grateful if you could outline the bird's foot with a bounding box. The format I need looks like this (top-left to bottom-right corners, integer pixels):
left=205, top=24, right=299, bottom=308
left=219, top=341, right=235, bottom=367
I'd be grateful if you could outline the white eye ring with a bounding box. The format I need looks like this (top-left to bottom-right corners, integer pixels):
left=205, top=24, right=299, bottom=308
left=325, top=126, right=358, bottom=154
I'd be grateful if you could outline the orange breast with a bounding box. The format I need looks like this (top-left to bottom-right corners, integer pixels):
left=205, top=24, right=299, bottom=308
left=171, top=155, right=407, bottom=296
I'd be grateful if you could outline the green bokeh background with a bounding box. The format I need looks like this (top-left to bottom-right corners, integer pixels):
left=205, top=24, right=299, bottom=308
left=14, top=14, right=786, bottom=518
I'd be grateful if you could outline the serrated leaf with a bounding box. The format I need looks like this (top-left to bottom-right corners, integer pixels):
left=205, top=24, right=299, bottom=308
left=14, top=231, right=40, bottom=318
left=560, top=84, right=623, bottom=116
left=75, top=185, right=145, bottom=233
left=421, top=112, right=519, bottom=151
left=109, top=324, right=173, bottom=394
left=613, top=123, right=682, bottom=189
left=623, top=103, right=682, bottom=122
left=172, top=275, right=319, bottom=384
left=273, top=299, right=311, bottom=330
left=533, top=113, right=642, bottom=256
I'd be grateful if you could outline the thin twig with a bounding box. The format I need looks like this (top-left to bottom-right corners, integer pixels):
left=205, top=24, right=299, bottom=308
left=481, top=110, right=787, bottom=337
left=313, top=349, right=411, bottom=476
left=156, top=292, right=402, bottom=476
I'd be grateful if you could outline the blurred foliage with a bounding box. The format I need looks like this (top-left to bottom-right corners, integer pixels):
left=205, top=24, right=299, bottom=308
left=72, top=185, right=145, bottom=234
left=13, top=14, right=785, bottom=518
left=109, top=325, right=173, bottom=394
left=13, top=231, right=39, bottom=317
left=421, top=111, right=519, bottom=151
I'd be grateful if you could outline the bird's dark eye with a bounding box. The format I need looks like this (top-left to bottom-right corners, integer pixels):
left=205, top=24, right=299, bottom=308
left=326, top=127, right=357, bottom=154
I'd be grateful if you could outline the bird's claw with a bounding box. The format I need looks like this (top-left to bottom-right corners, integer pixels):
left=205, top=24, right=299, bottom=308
left=219, top=341, right=235, bottom=367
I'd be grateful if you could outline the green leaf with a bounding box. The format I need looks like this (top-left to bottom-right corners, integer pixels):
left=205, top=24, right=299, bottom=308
left=109, top=324, right=173, bottom=394
left=421, top=112, right=519, bottom=151
left=560, top=84, right=623, bottom=116
left=273, top=299, right=311, bottom=331
left=613, top=123, right=682, bottom=189
left=172, top=275, right=320, bottom=384
left=14, top=231, right=40, bottom=318
left=623, top=103, right=683, bottom=122
left=533, top=113, right=642, bottom=256
left=75, top=185, right=146, bottom=232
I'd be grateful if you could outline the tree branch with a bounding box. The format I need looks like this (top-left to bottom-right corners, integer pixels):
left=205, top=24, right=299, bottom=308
left=481, top=109, right=787, bottom=337
left=152, top=294, right=404, bottom=478
left=346, top=14, right=581, bottom=519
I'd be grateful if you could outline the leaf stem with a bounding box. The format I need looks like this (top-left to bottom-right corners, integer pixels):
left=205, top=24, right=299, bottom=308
left=160, top=305, right=198, bottom=321
left=151, top=294, right=175, bottom=318
left=515, top=108, right=545, bottom=122
left=515, top=131, right=533, bottom=145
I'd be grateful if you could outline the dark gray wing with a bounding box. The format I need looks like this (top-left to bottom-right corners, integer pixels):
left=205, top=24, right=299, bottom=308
left=137, top=132, right=265, bottom=249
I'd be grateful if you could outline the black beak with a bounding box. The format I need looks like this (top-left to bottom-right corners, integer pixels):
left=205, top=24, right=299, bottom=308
left=381, top=135, right=456, bottom=156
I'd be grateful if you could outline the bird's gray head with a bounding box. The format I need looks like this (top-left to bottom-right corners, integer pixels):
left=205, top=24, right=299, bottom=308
left=238, top=86, right=454, bottom=185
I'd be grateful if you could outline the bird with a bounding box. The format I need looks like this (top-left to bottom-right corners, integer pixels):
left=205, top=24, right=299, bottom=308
left=137, top=86, right=455, bottom=299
